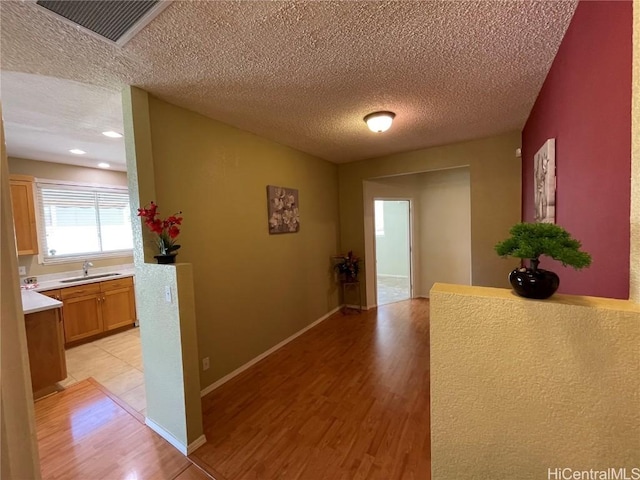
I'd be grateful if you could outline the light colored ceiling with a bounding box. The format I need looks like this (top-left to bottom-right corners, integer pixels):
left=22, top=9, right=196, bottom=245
left=0, top=0, right=578, bottom=168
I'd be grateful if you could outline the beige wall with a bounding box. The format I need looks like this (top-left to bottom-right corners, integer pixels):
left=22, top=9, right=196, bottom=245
left=146, top=95, right=341, bottom=388
left=8, top=157, right=133, bottom=277
left=417, top=168, right=471, bottom=296
left=339, top=132, right=521, bottom=302
left=430, top=283, right=640, bottom=479
left=631, top=0, right=639, bottom=303
left=0, top=111, right=41, bottom=478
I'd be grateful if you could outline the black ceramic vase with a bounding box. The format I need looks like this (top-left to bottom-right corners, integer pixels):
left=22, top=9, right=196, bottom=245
left=509, top=259, right=559, bottom=299
left=154, top=254, right=177, bottom=265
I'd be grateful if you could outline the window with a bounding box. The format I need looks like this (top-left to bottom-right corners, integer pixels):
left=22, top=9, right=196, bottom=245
left=36, top=181, right=133, bottom=262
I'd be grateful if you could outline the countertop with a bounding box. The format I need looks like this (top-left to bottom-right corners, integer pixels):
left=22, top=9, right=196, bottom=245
left=32, top=270, right=135, bottom=292
left=19, top=264, right=135, bottom=314
left=22, top=290, right=62, bottom=315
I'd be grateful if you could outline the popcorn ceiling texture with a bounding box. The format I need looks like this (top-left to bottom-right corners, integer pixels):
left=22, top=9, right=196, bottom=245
left=430, top=283, right=640, bottom=479
left=631, top=1, right=640, bottom=303
left=0, top=0, right=577, bottom=163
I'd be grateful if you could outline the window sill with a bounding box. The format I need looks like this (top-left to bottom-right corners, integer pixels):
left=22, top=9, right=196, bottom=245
left=39, top=250, right=133, bottom=265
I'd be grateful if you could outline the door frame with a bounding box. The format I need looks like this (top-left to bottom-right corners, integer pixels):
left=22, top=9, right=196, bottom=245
left=371, top=197, right=414, bottom=306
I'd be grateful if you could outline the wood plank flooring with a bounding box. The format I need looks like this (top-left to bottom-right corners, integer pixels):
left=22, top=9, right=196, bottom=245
left=193, top=299, right=431, bottom=480
left=34, top=378, right=213, bottom=480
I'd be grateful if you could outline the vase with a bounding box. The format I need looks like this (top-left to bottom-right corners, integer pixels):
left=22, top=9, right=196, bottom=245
left=154, top=254, right=177, bottom=265
left=508, top=263, right=559, bottom=299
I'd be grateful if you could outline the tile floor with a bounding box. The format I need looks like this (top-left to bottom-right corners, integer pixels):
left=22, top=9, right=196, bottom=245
left=60, top=328, right=146, bottom=415
left=377, top=275, right=411, bottom=305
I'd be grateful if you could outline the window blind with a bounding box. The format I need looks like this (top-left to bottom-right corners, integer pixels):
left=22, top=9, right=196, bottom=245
left=36, top=182, right=133, bottom=260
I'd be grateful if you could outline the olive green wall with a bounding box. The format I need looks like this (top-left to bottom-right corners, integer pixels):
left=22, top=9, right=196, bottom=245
left=8, top=157, right=133, bottom=277
left=338, top=132, right=521, bottom=304
left=146, top=95, right=341, bottom=388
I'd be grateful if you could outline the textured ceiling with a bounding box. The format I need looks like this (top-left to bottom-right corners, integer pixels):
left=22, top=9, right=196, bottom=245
left=0, top=0, right=578, bottom=166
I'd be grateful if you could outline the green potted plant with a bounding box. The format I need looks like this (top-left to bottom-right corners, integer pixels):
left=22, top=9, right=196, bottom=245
left=495, top=222, right=592, bottom=299
left=333, top=251, right=361, bottom=282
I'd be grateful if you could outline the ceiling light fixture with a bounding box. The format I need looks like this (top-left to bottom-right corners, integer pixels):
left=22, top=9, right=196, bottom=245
left=102, top=131, right=123, bottom=138
left=69, top=149, right=86, bottom=155
left=97, top=163, right=111, bottom=169
left=364, top=111, right=396, bottom=133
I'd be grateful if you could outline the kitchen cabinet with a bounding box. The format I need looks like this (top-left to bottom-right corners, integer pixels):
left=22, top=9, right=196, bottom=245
left=44, top=276, right=136, bottom=347
left=60, top=283, right=103, bottom=344
left=101, top=277, right=137, bottom=331
left=25, top=307, right=67, bottom=395
left=9, top=174, right=39, bottom=256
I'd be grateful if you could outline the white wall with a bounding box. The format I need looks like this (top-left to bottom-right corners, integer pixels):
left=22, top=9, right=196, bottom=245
left=417, top=167, right=471, bottom=297
left=363, top=167, right=471, bottom=304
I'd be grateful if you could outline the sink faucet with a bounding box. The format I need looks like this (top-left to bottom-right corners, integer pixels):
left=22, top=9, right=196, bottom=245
left=82, top=261, right=94, bottom=277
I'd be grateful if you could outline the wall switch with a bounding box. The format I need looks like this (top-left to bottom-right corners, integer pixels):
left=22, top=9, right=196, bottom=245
left=18, top=266, right=26, bottom=276
left=164, top=285, right=172, bottom=303
left=202, top=357, right=210, bottom=371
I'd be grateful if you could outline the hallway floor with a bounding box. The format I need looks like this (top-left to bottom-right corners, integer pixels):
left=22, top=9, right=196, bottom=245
left=61, top=327, right=146, bottom=415
left=193, top=299, right=431, bottom=480
left=34, top=378, right=212, bottom=480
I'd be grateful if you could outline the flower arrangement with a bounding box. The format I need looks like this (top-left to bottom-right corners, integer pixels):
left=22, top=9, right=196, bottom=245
left=334, top=251, right=361, bottom=281
left=137, top=201, right=183, bottom=256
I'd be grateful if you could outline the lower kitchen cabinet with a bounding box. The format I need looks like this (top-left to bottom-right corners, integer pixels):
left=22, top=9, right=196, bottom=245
left=43, top=276, right=136, bottom=347
left=24, top=308, right=67, bottom=395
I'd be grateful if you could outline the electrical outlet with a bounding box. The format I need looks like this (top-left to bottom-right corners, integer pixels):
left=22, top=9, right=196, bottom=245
left=202, top=357, right=210, bottom=371
left=164, top=285, right=172, bottom=303
left=18, top=266, right=26, bottom=276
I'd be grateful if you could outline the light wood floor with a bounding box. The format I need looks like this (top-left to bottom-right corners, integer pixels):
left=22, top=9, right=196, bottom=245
left=193, top=299, right=431, bottom=480
left=34, top=378, right=213, bottom=480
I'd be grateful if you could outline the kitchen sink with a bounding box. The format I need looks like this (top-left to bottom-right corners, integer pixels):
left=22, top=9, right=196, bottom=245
left=60, top=273, right=122, bottom=283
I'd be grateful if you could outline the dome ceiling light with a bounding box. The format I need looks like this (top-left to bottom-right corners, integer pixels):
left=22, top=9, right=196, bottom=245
left=364, top=111, right=396, bottom=133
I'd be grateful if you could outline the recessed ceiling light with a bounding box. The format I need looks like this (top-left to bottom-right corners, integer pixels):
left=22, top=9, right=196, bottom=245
left=364, top=111, right=396, bottom=133
left=69, top=149, right=86, bottom=155
left=102, top=131, right=123, bottom=138
left=97, top=163, right=111, bottom=169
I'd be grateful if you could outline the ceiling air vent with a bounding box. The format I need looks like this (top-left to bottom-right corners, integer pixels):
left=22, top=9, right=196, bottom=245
left=35, top=0, right=171, bottom=46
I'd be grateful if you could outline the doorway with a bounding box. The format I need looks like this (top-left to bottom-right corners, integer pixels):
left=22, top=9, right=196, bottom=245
left=374, top=199, right=412, bottom=305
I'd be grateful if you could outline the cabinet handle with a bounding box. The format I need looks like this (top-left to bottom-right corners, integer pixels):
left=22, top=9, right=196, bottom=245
left=97, top=297, right=101, bottom=303
left=102, top=296, right=106, bottom=302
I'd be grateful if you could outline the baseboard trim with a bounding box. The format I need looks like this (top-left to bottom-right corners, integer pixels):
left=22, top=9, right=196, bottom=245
left=145, top=418, right=206, bottom=456
left=200, top=305, right=342, bottom=397
left=187, top=434, right=208, bottom=455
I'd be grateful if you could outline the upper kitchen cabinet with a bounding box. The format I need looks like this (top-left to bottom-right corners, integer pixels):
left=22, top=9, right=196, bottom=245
left=9, top=174, right=39, bottom=255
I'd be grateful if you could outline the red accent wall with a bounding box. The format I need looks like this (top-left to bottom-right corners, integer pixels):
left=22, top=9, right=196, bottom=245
left=521, top=0, right=632, bottom=299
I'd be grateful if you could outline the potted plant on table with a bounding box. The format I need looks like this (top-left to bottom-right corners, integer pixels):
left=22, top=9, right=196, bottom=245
left=334, top=251, right=361, bottom=282
left=494, top=222, right=591, bottom=299
left=137, top=201, right=183, bottom=264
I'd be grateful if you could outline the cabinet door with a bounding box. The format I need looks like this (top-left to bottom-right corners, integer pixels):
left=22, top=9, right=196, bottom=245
left=9, top=177, right=39, bottom=256
left=101, top=286, right=136, bottom=331
left=62, top=293, right=103, bottom=344
left=25, top=309, right=66, bottom=392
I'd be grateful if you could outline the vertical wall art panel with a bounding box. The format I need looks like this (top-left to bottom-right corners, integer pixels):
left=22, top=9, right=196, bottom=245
left=267, top=185, right=300, bottom=234
left=534, top=138, right=556, bottom=223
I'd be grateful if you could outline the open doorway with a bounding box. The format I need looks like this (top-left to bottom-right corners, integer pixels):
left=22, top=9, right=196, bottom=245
left=374, top=199, right=412, bottom=305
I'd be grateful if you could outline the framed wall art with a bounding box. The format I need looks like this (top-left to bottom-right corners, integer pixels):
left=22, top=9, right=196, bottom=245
left=267, top=185, right=300, bottom=234
left=534, top=138, right=556, bottom=224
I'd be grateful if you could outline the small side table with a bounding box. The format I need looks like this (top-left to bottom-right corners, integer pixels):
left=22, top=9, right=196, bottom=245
left=341, top=280, right=363, bottom=313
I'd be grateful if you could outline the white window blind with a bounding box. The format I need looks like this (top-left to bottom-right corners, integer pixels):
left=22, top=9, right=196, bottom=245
left=36, top=181, right=133, bottom=261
